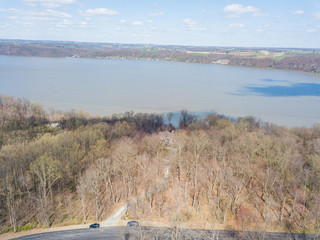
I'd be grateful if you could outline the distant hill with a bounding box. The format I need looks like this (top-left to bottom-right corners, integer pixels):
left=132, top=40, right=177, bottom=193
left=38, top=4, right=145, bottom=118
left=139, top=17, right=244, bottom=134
left=1, top=39, right=319, bottom=74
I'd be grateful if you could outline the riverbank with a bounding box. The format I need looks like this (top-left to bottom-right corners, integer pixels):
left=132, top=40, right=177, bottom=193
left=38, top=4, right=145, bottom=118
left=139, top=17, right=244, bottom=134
left=1, top=39, right=319, bottom=75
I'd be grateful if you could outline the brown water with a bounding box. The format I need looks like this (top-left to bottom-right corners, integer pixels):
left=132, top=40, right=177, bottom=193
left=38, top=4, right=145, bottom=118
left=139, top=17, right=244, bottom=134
left=0, top=55, right=319, bottom=127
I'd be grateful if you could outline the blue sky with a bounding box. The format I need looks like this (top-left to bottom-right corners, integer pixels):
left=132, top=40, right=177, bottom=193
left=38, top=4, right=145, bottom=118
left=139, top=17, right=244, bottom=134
left=0, top=0, right=320, bottom=48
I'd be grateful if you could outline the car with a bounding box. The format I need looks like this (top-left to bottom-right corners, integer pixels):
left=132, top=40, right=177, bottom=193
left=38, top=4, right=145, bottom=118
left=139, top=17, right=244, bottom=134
left=89, top=223, right=100, bottom=228
left=127, top=221, right=139, bottom=226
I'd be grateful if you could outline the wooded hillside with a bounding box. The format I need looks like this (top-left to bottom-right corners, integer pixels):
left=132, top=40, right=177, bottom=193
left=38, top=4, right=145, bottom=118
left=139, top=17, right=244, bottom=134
left=1, top=40, right=320, bottom=74
left=0, top=95, right=319, bottom=236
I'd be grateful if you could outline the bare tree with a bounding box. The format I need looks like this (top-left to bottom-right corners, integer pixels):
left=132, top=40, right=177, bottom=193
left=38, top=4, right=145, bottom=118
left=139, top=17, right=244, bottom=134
left=30, top=153, right=61, bottom=226
left=112, top=138, right=138, bottom=199
left=4, top=175, right=18, bottom=232
left=187, top=130, right=210, bottom=211
left=179, top=109, right=195, bottom=129
left=167, top=112, right=174, bottom=126
left=83, top=165, right=101, bottom=221
left=77, top=176, right=87, bottom=223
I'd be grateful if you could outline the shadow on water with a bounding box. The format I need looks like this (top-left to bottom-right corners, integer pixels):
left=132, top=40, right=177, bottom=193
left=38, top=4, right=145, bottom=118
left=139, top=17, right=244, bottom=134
left=260, top=78, right=289, bottom=83
left=243, top=82, right=320, bottom=97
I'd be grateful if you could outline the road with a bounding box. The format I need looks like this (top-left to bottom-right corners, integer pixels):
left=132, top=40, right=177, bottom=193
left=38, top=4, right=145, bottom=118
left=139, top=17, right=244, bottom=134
left=12, top=226, right=317, bottom=240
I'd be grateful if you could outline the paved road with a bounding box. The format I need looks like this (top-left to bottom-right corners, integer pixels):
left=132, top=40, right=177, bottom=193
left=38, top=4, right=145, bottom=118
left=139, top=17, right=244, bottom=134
left=12, top=227, right=123, bottom=240
left=12, top=226, right=317, bottom=240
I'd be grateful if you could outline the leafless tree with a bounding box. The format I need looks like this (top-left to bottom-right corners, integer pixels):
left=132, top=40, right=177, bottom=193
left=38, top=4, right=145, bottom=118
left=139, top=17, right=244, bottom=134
left=83, top=164, right=101, bottom=220
left=77, top=176, right=87, bottom=223
left=30, top=153, right=61, bottom=226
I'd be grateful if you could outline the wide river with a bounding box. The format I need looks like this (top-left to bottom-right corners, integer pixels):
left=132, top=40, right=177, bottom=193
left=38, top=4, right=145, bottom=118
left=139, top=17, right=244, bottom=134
left=0, top=55, right=319, bottom=127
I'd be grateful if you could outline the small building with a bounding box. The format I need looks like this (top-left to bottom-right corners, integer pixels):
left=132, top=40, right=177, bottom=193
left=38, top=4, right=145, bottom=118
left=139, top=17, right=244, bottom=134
left=48, top=122, right=60, bottom=128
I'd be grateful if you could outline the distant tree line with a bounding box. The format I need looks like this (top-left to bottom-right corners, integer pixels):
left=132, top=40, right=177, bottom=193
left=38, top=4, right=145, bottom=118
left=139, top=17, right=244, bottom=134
left=1, top=41, right=319, bottom=74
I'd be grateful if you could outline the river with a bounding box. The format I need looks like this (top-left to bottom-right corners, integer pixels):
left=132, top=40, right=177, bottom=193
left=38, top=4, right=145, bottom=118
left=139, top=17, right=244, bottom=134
left=0, top=55, right=319, bottom=127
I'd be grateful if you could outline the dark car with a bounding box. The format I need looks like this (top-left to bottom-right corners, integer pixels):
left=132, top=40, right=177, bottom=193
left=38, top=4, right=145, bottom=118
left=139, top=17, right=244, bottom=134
left=127, top=221, right=139, bottom=226
left=90, top=223, right=100, bottom=228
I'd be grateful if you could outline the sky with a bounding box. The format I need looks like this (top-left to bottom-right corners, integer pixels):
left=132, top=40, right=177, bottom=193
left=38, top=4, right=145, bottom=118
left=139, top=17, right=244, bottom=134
left=0, top=0, right=320, bottom=48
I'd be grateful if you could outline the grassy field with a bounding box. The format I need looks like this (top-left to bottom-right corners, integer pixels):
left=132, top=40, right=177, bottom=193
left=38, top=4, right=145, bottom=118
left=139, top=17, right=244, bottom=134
left=63, top=44, right=76, bottom=48
left=285, top=50, right=317, bottom=54
left=185, top=51, right=211, bottom=56
left=273, top=54, right=292, bottom=60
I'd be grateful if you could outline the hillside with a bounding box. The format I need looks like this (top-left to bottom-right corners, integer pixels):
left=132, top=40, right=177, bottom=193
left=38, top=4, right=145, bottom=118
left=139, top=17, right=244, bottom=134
left=0, top=95, right=319, bottom=237
left=1, top=39, right=320, bottom=74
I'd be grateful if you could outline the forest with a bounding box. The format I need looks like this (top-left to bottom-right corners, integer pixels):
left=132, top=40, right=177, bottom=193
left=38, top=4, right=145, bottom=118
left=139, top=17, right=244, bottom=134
left=1, top=40, right=320, bottom=74
left=0, top=95, right=319, bottom=238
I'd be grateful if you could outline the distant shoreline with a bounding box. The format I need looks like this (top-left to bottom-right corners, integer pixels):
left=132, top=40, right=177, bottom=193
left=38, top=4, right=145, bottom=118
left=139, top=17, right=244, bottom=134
left=1, top=53, right=320, bottom=77
left=1, top=39, right=319, bottom=75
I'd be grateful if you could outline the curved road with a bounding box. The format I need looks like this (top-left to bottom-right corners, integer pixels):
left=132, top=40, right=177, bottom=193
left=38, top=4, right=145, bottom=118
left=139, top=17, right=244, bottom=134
left=12, top=226, right=317, bottom=240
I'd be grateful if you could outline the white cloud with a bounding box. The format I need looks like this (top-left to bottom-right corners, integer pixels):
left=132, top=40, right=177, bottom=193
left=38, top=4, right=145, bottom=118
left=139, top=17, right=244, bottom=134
left=120, top=20, right=148, bottom=26
left=307, top=29, right=318, bottom=33
left=229, top=23, right=244, bottom=28
left=223, top=4, right=268, bottom=18
left=131, top=21, right=143, bottom=26
left=224, top=4, right=259, bottom=14
left=0, top=8, right=20, bottom=13
left=1, top=8, right=72, bottom=18
left=293, top=10, right=305, bottom=15
left=0, top=8, right=72, bottom=24
left=80, top=21, right=87, bottom=28
left=182, top=18, right=197, bottom=26
left=43, top=9, right=72, bottom=18
left=182, top=18, right=207, bottom=31
left=264, top=24, right=270, bottom=28
left=79, top=8, right=119, bottom=17
left=22, top=16, right=55, bottom=21
left=23, top=0, right=76, bottom=8
left=149, top=11, right=165, bottom=17
left=56, top=19, right=73, bottom=28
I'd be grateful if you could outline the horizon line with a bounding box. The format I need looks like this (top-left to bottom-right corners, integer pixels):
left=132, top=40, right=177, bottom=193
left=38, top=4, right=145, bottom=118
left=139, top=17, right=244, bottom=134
left=1, top=38, right=320, bottom=51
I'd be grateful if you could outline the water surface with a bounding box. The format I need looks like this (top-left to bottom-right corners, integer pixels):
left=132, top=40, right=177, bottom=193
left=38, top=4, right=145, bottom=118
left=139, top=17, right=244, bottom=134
left=0, top=55, right=319, bottom=127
